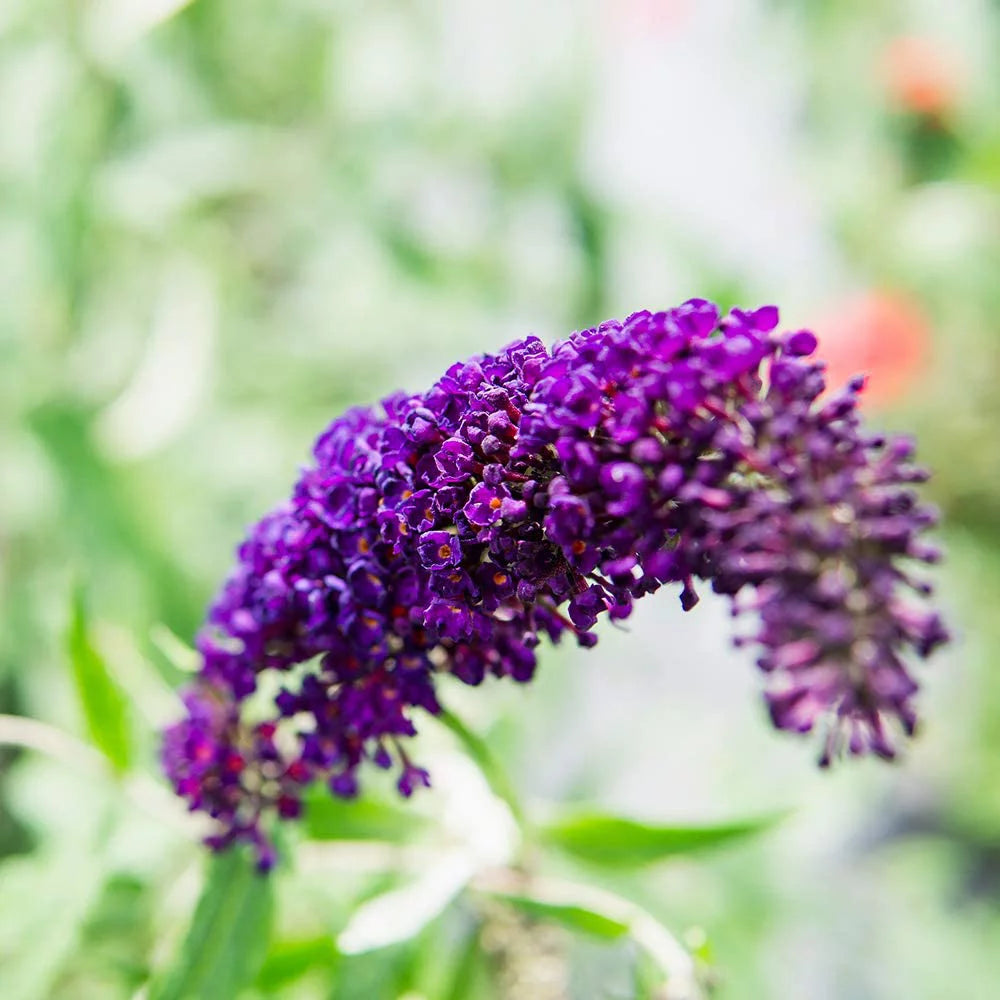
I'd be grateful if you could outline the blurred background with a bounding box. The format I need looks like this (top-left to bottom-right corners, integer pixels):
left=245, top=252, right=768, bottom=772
left=1, top=1, right=999, bottom=997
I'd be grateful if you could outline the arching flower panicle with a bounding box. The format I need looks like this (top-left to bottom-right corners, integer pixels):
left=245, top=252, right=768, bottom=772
left=162, top=302, right=947, bottom=868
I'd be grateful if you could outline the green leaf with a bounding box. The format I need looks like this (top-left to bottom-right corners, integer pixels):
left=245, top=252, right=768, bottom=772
left=255, top=936, right=339, bottom=992
left=304, top=790, right=427, bottom=842
left=491, top=892, right=629, bottom=940
left=65, top=587, right=132, bottom=772
left=151, top=848, right=273, bottom=1000
left=540, top=811, right=783, bottom=868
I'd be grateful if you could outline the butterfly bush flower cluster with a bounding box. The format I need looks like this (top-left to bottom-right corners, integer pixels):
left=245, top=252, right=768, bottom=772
left=162, top=301, right=947, bottom=867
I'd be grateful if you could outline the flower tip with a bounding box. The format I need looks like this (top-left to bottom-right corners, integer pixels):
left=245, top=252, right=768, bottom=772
left=679, top=583, right=699, bottom=612
left=255, top=843, right=278, bottom=873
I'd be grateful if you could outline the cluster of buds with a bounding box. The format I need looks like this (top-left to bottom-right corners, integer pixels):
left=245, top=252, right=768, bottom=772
left=162, top=301, right=947, bottom=868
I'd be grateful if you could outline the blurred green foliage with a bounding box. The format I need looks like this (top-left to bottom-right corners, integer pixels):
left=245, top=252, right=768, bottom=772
left=1, top=0, right=999, bottom=997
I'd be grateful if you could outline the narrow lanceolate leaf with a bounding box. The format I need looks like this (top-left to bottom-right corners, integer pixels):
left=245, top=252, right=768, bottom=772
left=151, top=849, right=273, bottom=1000
left=254, top=937, right=339, bottom=993
left=490, top=892, right=630, bottom=940
left=540, top=812, right=783, bottom=868
left=66, top=587, right=132, bottom=772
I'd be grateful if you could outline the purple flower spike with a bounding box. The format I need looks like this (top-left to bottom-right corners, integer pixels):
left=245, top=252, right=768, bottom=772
left=162, top=301, right=947, bottom=863
left=464, top=482, right=506, bottom=527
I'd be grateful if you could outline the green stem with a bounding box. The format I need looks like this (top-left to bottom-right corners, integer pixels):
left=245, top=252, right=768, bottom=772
left=472, top=869, right=704, bottom=1000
